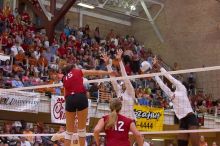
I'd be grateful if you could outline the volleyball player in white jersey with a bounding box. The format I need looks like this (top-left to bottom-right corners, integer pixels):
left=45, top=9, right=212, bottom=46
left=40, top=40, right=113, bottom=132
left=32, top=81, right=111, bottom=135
left=101, top=49, right=136, bottom=120
left=152, top=58, right=199, bottom=146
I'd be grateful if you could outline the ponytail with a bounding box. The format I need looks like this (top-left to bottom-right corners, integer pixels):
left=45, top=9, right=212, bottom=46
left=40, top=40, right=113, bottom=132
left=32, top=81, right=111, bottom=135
left=105, top=109, right=118, bottom=130
left=104, top=98, right=122, bottom=130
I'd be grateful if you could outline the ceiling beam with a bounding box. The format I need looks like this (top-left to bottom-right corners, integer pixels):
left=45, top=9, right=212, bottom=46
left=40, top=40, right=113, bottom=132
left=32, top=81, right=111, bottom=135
left=140, top=0, right=164, bottom=43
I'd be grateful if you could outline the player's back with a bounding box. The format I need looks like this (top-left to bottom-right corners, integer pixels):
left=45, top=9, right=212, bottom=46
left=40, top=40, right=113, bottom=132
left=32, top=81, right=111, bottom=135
left=103, top=114, right=133, bottom=146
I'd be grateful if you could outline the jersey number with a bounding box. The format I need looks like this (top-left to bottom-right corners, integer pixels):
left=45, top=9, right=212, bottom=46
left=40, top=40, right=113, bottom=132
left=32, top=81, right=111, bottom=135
left=114, top=121, right=124, bottom=131
left=65, top=72, right=73, bottom=80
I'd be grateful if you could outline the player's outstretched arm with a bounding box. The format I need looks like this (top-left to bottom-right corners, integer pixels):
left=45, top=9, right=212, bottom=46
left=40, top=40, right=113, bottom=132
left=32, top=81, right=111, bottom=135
left=82, top=69, right=114, bottom=76
left=130, top=122, right=143, bottom=146
left=160, top=67, right=185, bottom=90
left=93, top=118, right=105, bottom=146
left=101, top=52, right=121, bottom=94
left=155, top=76, right=173, bottom=98
left=152, top=56, right=184, bottom=89
left=116, top=49, right=135, bottom=97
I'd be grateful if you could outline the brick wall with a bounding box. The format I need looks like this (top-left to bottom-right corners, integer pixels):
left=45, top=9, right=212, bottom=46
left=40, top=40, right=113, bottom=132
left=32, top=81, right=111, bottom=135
left=131, top=0, right=220, bottom=98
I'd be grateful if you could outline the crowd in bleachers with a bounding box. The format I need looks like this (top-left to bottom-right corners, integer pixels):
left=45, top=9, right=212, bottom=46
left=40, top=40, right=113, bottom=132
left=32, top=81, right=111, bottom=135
left=0, top=121, right=66, bottom=146
left=0, top=4, right=171, bottom=109
left=0, top=2, right=220, bottom=146
left=0, top=3, right=220, bottom=113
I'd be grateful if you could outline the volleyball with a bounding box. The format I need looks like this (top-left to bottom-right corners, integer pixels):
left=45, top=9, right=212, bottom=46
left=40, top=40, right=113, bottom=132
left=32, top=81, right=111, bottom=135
left=140, top=61, right=152, bottom=72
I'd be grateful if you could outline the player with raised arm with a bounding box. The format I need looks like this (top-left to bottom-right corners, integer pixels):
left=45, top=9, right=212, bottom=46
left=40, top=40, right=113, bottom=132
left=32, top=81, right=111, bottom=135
left=62, top=64, right=115, bottom=146
left=101, top=49, right=136, bottom=120
left=151, top=57, right=199, bottom=146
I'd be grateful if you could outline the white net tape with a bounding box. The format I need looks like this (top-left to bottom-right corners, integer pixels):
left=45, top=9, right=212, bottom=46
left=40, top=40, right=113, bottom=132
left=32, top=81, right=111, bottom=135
left=1, top=128, right=220, bottom=137
left=1, top=65, right=220, bottom=92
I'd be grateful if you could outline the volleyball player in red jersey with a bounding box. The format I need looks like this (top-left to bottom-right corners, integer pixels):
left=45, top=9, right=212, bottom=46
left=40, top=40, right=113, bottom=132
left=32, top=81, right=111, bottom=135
left=93, top=98, right=143, bottom=146
left=62, top=64, right=114, bottom=146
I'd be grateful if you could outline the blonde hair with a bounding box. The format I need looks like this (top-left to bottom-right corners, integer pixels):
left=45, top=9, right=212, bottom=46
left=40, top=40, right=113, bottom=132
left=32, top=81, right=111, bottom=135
left=105, top=98, right=122, bottom=130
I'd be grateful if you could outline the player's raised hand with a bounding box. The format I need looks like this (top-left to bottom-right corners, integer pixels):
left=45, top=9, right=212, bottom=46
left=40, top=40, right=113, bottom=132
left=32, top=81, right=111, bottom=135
left=152, top=56, right=161, bottom=71
left=100, top=52, right=110, bottom=65
left=115, top=49, right=123, bottom=61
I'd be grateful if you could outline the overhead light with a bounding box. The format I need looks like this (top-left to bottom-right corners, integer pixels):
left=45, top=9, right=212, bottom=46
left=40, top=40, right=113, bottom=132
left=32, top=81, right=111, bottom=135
left=152, top=139, right=164, bottom=141
left=130, top=5, right=136, bottom=11
left=77, top=2, right=95, bottom=9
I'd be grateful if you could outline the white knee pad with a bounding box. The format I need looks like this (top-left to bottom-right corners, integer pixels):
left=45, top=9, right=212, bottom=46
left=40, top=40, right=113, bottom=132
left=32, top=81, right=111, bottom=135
left=65, top=131, right=73, bottom=140
left=77, top=128, right=86, bottom=137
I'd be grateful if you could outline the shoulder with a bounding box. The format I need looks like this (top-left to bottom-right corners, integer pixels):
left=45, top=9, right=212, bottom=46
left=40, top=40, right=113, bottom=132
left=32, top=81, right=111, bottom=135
left=118, top=114, right=134, bottom=123
left=102, top=115, right=109, bottom=121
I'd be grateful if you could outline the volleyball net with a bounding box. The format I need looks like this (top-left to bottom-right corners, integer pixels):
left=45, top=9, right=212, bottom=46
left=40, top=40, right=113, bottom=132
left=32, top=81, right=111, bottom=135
left=1, top=65, right=220, bottom=145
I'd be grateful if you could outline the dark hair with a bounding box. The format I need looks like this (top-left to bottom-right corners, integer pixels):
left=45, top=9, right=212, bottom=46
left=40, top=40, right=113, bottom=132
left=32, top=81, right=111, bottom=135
left=61, top=64, right=75, bottom=76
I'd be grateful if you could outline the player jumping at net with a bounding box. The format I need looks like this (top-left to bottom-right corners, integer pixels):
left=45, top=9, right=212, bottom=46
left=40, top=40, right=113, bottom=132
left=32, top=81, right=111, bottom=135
left=62, top=64, right=114, bottom=146
left=94, top=98, right=143, bottom=146
left=152, top=57, right=199, bottom=146
left=101, top=49, right=136, bottom=120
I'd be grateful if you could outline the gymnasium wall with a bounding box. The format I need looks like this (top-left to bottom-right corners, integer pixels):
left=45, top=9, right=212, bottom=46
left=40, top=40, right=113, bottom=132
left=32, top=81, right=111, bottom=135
left=131, top=0, right=220, bottom=98
left=65, top=11, right=132, bottom=38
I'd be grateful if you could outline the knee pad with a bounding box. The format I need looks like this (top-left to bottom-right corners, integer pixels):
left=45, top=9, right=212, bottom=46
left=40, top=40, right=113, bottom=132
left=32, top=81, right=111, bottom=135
left=178, top=140, right=188, bottom=146
left=77, top=128, right=86, bottom=137
left=65, top=131, right=73, bottom=140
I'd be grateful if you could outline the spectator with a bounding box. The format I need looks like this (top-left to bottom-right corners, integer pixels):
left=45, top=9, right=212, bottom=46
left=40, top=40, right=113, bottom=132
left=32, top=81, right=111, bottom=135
left=33, top=125, right=42, bottom=145
left=0, top=69, right=4, bottom=88
left=94, top=27, right=100, bottom=43
left=3, top=59, right=12, bottom=76
left=212, top=142, right=218, bottom=146
left=10, top=40, right=24, bottom=57
left=23, top=126, right=34, bottom=144
left=11, top=75, right=24, bottom=88
left=199, top=136, right=208, bottom=146
left=20, top=137, right=31, bottom=146
left=199, top=100, right=208, bottom=113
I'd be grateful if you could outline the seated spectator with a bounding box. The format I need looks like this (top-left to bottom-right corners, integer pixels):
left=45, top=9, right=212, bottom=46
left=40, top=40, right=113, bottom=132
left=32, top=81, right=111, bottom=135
left=33, top=46, right=41, bottom=60
left=15, top=50, right=25, bottom=64
left=212, top=141, right=217, bottom=146
left=10, top=41, right=24, bottom=57
left=33, top=125, right=42, bottom=145
left=199, top=100, right=208, bottom=113
left=12, top=61, right=24, bottom=75
left=23, top=126, right=34, bottom=144
left=3, top=59, right=12, bottom=76
left=38, top=52, right=48, bottom=70
left=41, top=126, right=53, bottom=146
left=137, top=92, right=149, bottom=106
left=22, top=70, right=31, bottom=86
left=0, top=69, right=4, bottom=88
left=20, top=137, right=31, bottom=146
left=28, top=53, right=38, bottom=67
left=11, top=75, right=24, bottom=88
left=199, top=136, right=208, bottom=146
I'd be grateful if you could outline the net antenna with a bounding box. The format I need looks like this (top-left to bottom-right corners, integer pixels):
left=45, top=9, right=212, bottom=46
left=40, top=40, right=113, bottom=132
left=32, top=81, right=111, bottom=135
left=37, top=0, right=53, bottom=21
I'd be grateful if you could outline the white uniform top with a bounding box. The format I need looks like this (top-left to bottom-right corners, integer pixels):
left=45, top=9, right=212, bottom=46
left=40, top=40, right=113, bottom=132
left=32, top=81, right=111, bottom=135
left=155, top=67, right=193, bottom=120
left=107, top=60, right=136, bottom=120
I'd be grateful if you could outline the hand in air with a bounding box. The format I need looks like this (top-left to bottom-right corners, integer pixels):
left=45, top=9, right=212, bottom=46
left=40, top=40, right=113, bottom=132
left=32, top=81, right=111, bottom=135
left=152, top=56, right=161, bottom=71
left=115, top=49, right=123, bottom=61
left=100, top=52, right=110, bottom=65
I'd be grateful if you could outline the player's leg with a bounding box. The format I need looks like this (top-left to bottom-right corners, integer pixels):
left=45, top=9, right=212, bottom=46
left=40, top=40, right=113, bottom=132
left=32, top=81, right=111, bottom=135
left=76, top=93, right=89, bottom=146
left=177, top=132, right=189, bottom=146
left=177, top=117, right=189, bottom=146
left=77, top=108, right=88, bottom=146
left=65, top=94, right=77, bottom=146
left=188, top=114, right=200, bottom=146
left=65, top=111, right=76, bottom=146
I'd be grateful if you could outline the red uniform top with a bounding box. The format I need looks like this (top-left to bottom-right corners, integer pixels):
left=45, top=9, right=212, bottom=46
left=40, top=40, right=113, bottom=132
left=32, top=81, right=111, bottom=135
left=62, top=69, right=86, bottom=98
left=103, top=114, right=133, bottom=146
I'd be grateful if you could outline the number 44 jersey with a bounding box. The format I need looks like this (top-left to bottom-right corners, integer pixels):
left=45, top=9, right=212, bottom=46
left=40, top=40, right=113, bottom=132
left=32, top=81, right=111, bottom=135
left=103, top=114, right=134, bottom=146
